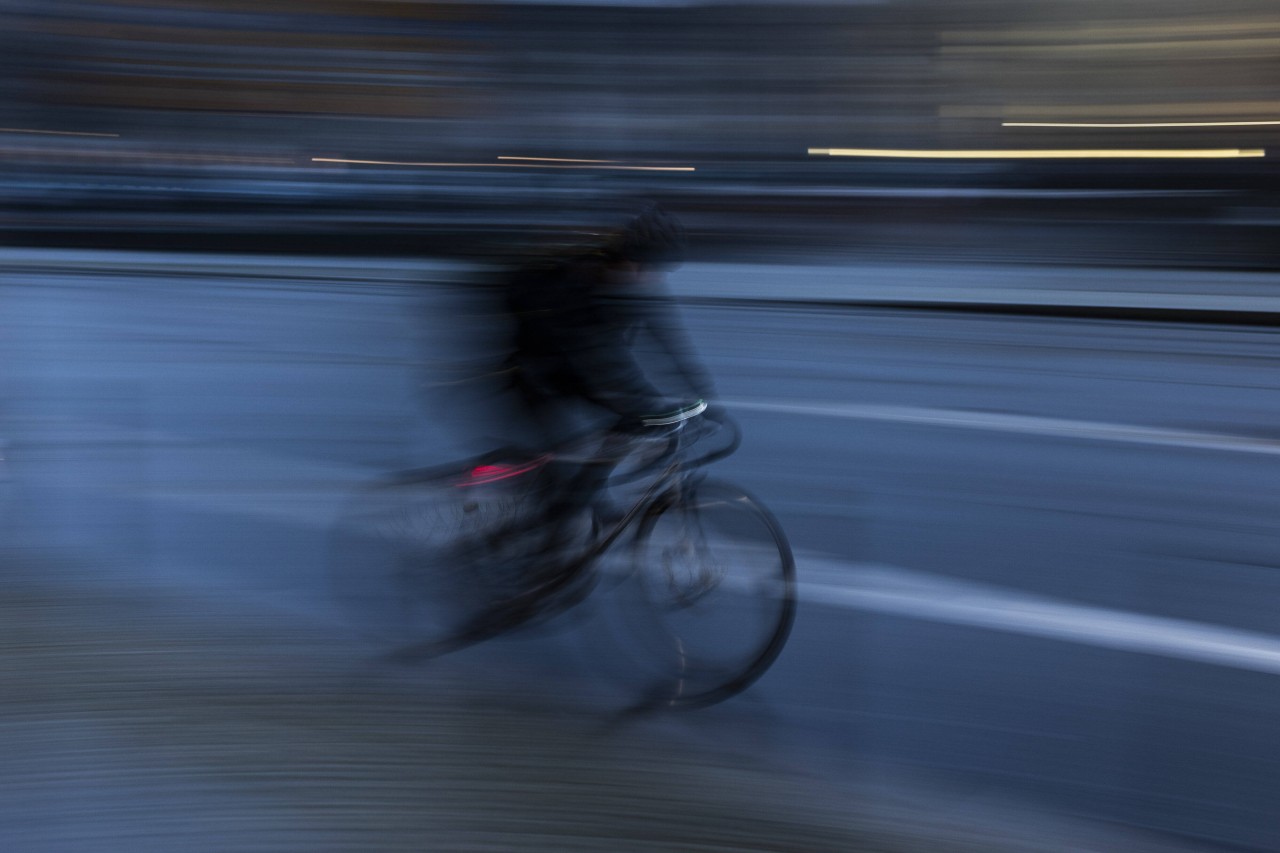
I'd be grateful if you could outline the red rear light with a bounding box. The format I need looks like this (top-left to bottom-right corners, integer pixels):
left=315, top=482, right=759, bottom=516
left=456, top=455, right=548, bottom=487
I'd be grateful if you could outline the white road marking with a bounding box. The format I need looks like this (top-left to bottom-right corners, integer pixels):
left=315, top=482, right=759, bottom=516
left=728, top=399, right=1280, bottom=456
left=800, top=557, right=1280, bottom=676
left=17, top=415, right=1280, bottom=675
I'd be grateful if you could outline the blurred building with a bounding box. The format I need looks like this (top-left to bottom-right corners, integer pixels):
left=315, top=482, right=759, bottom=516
left=1, top=0, right=1277, bottom=261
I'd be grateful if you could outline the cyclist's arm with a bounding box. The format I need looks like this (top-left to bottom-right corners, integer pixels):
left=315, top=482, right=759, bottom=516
left=629, top=289, right=716, bottom=401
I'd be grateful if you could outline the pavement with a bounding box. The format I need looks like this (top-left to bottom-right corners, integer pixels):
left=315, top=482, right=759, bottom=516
left=6, top=247, right=1280, bottom=323
left=0, top=564, right=1220, bottom=853
left=669, top=261, right=1280, bottom=325
left=0, top=246, right=1264, bottom=851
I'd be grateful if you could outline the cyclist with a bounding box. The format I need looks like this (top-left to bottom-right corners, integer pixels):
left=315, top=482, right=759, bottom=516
left=502, top=204, right=715, bottom=575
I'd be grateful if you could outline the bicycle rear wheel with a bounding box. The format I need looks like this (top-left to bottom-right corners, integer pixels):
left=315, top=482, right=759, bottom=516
left=617, top=479, right=796, bottom=709
left=328, top=470, right=534, bottom=650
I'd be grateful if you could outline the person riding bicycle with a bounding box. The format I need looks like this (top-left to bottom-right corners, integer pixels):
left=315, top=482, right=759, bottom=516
left=502, top=204, right=715, bottom=570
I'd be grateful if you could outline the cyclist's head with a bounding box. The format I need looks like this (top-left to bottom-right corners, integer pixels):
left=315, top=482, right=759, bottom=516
left=608, top=204, right=687, bottom=271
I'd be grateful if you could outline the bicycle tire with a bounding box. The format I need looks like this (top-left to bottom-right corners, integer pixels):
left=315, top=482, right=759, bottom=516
left=328, top=469, right=537, bottom=650
left=618, top=478, right=796, bottom=709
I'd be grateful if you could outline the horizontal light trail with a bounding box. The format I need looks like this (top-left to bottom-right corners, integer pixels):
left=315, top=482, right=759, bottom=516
left=1003, top=119, right=1280, bottom=128
left=1004, top=120, right=1280, bottom=128
left=809, top=147, right=1265, bottom=159
left=497, top=155, right=616, bottom=163
left=0, top=148, right=293, bottom=165
left=728, top=400, right=1280, bottom=456
left=26, top=413, right=1280, bottom=675
left=800, top=558, right=1280, bottom=676
left=0, top=127, right=120, bottom=138
left=945, top=101, right=1280, bottom=120
left=312, top=157, right=694, bottom=172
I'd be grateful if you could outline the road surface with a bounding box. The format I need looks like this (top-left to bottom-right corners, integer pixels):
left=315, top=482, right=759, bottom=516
left=2, top=250, right=1276, bottom=850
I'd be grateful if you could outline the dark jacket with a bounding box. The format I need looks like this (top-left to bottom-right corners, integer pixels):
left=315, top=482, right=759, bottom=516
left=505, top=252, right=713, bottom=420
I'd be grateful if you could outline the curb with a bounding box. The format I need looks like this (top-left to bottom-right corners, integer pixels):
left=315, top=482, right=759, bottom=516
left=7, top=248, right=1280, bottom=325
left=681, top=295, right=1280, bottom=325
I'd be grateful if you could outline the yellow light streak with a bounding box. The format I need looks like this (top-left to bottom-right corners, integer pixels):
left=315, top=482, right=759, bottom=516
left=943, top=102, right=1280, bottom=120
left=0, top=127, right=120, bottom=137
left=497, top=156, right=617, bottom=163
left=154, top=154, right=295, bottom=165
left=942, top=19, right=1280, bottom=43
left=1005, top=120, right=1280, bottom=128
left=312, top=157, right=694, bottom=171
left=808, top=147, right=1265, bottom=160
left=940, top=37, right=1280, bottom=57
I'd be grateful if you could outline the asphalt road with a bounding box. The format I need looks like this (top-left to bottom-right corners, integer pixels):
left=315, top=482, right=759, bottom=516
left=3, top=252, right=1278, bottom=850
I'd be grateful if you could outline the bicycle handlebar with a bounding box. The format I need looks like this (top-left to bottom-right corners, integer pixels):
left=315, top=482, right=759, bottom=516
left=597, top=402, right=739, bottom=487
left=688, top=405, right=741, bottom=468
left=640, top=399, right=708, bottom=427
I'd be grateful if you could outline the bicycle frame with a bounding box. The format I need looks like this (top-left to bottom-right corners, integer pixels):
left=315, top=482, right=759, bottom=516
left=358, top=404, right=795, bottom=710
left=557, top=409, right=734, bottom=579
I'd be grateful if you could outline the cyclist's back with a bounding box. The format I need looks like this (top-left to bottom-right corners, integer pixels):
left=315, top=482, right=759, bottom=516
left=502, top=205, right=714, bottom=442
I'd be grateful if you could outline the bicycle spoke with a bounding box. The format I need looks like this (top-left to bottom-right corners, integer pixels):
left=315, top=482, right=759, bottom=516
left=607, top=480, right=796, bottom=708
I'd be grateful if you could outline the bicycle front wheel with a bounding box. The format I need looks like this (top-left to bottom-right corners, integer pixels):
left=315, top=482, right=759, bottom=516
left=618, top=479, right=796, bottom=709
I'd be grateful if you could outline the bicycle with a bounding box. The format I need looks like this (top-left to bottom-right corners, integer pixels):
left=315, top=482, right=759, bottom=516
left=329, top=402, right=796, bottom=709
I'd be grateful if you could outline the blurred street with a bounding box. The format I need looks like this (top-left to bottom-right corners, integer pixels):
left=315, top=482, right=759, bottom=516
left=3, top=251, right=1278, bottom=850
left=6, top=0, right=1280, bottom=847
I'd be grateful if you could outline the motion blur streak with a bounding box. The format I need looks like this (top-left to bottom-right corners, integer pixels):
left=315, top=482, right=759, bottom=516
left=6, top=0, right=1280, bottom=850
left=940, top=38, right=1280, bottom=56
left=497, top=156, right=619, bottom=163
left=0, top=150, right=298, bottom=165
left=311, top=157, right=696, bottom=170
left=800, top=561, right=1280, bottom=676
left=809, top=147, right=1267, bottom=159
left=0, top=127, right=121, bottom=137
left=1005, top=120, right=1280, bottom=128
left=726, top=401, right=1280, bottom=457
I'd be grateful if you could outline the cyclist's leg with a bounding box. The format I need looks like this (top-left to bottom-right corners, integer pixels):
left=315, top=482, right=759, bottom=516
left=515, top=365, right=642, bottom=568
left=529, top=425, right=631, bottom=569
left=507, top=361, right=580, bottom=508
